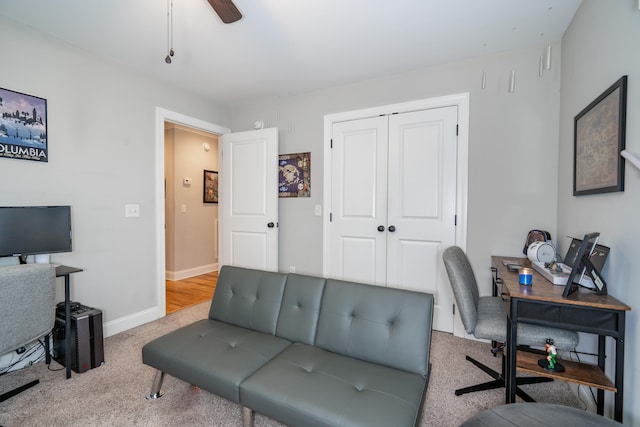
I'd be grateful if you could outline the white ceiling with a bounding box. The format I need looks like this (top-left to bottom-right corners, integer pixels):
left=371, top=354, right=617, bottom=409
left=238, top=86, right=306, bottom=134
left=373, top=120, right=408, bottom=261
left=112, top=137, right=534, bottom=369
left=0, top=0, right=581, bottom=104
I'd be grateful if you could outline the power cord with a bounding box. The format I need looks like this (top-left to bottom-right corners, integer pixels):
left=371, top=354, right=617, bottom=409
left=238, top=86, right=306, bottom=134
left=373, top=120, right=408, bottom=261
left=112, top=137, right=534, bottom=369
left=568, top=348, right=597, bottom=411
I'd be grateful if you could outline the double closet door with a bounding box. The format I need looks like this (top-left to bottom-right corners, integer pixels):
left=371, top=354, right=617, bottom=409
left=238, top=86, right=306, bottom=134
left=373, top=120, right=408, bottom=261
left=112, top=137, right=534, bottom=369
left=328, top=106, right=457, bottom=331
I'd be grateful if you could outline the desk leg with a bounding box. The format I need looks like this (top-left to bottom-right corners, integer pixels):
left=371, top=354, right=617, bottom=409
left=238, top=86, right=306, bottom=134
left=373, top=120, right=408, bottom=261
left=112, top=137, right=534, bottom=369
left=506, top=300, right=518, bottom=404
left=614, top=314, right=625, bottom=423
left=64, top=274, right=72, bottom=380
left=596, top=335, right=605, bottom=415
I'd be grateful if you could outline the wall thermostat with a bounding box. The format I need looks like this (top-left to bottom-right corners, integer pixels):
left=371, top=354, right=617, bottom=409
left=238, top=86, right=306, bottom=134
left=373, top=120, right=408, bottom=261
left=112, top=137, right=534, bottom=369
left=527, top=241, right=556, bottom=263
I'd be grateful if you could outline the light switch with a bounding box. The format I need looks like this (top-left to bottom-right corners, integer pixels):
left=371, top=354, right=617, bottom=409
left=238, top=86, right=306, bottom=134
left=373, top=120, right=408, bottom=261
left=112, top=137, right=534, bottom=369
left=315, top=205, right=322, bottom=216
left=125, top=204, right=140, bottom=217
left=181, top=204, right=187, bottom=213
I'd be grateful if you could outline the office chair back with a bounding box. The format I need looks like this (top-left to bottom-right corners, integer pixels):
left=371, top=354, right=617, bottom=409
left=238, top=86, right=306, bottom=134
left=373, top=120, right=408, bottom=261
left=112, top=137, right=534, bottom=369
left=442, top=246, right=480, bottom=335
left=0, top=264, right=57, bottom=355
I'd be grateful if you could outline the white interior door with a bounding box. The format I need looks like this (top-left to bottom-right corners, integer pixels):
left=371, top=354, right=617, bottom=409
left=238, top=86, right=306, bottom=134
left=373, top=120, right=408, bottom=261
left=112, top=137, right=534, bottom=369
left=329, top=116, right=388, bottom=284
left=386, top=107, right=457, bottom=332
left=220, top=128, right=278, bottom=271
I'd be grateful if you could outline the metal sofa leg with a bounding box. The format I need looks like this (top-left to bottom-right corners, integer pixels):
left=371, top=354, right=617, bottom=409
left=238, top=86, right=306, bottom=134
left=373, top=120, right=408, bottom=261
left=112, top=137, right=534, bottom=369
left=242, top=406, right=255, bottom=427
left=145, top=370, right=166, bottom=400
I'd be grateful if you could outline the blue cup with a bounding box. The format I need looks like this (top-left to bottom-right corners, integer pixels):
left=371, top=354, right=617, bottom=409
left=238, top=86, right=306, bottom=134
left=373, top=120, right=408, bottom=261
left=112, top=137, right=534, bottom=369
left=519, top=268, right=533, bottom=286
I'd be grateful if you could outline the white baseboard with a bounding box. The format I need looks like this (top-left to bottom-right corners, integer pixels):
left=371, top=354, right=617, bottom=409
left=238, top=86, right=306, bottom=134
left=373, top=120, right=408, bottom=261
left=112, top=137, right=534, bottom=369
left=166, top=263, right=218, bottom=281
left=103, top=306, right=161, bottom=337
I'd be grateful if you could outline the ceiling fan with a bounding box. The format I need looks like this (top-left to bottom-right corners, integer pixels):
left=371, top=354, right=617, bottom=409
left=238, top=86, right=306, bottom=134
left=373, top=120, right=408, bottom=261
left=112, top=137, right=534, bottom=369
left=207, top=0, right=242, bottom=24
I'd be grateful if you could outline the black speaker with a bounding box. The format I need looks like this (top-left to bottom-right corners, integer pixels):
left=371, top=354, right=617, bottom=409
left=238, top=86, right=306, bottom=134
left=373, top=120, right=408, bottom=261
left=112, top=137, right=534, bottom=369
left=53, top=302, right=104, bottom=373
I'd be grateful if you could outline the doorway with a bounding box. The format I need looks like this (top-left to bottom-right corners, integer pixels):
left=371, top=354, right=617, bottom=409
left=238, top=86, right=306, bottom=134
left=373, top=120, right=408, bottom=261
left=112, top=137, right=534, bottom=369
left=154, top=108, right=230, bottom=318
left=164, top=122, right=219, bottom=313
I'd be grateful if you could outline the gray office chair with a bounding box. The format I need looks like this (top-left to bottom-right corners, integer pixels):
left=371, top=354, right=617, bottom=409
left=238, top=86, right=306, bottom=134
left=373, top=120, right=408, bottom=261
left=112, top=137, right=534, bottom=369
left=442, top=246, right=578, bottom=401
left=0, top=263, right=57, bottom=402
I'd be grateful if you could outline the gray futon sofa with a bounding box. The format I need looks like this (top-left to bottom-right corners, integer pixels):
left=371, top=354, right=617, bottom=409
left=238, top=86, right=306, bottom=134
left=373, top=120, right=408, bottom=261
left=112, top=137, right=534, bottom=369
left=142, top=265, right=434, bottom=427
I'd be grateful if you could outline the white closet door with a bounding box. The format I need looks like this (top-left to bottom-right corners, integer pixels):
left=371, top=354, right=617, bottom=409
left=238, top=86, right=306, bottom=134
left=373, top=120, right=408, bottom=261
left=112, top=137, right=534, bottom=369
left=329, top=116, right=388, bottom=285
left=386, top=107, right=458, bottom=332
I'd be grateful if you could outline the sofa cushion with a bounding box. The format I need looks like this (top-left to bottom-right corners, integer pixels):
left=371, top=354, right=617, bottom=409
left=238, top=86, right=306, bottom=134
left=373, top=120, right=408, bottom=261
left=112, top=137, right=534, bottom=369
left=209, top=265, right=287, bottom=335
left=142, top=319, right=291, bottom=403
left=276, top=273, right=326, bottom=344
left=240, top=343, right=427, bottom=427
left=315, top=279, right=433, bottom=376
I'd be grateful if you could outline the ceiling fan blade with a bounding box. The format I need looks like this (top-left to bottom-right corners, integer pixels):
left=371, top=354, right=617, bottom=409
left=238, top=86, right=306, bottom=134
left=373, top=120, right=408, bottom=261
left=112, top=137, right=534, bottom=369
left=207, top=0, right=242, bottom=24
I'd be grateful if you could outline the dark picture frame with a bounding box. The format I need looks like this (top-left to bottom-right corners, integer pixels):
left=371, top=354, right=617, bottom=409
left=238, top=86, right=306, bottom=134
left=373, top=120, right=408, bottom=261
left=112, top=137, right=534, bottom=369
left=562, top=232, right=608, bottom=297
left=203, top=170, right=218, bottom=203
left=0, top=87, right=48, bottom=162
left=573, top=76, right=627, bottom=196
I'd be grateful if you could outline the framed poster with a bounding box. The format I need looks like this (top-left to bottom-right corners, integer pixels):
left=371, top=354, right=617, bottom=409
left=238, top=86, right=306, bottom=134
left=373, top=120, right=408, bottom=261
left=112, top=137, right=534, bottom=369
left=278, top=152, right=310, bottom=197
left=573, top=76, right=627, bottom=196
left=203, top=170, right=218, bottom=203
left=0, top=87, right=48, bottom=162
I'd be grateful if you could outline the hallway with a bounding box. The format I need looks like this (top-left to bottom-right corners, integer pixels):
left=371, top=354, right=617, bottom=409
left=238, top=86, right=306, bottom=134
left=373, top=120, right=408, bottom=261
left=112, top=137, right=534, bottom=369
left=166, top=271, right=218, bottom=314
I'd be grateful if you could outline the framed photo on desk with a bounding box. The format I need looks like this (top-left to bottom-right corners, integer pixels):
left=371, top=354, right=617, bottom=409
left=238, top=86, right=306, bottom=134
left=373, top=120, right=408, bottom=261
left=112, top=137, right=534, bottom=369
left=562, top=232, right=608, bottom=297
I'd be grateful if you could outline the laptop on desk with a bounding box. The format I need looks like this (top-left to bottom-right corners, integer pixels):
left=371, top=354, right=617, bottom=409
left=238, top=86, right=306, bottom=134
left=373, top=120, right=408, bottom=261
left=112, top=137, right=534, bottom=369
left=532, top=237, right=610, bottom=288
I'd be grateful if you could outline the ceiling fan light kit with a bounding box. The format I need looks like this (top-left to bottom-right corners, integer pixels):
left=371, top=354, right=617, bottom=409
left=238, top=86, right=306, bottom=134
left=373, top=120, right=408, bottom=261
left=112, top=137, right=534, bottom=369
left=207, top=0, right=243, bottom=24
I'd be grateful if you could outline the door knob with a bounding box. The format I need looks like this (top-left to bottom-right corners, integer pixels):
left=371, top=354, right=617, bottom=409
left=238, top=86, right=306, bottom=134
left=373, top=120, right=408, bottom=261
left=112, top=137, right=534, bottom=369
left=388, top=225, right=396, bottom=232
left=377, top=225, right=385, bottom=232
left=267, top=222, right=275, bottom=228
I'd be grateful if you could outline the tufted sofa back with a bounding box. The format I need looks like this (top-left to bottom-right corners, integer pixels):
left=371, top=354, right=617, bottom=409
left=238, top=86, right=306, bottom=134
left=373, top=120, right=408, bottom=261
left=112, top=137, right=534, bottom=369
left=209, top=265, right=287, bottom=335
left=314, top=279, right=433, bottom=377
left=275, top=273, right=326, bottom=345
left=209, top=266, right=434, bottom=377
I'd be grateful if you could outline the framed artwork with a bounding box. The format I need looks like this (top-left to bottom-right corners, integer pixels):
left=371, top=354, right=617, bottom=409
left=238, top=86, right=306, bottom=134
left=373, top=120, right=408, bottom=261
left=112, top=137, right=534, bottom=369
left=573, top=76, right=627, bottom=196
left=0, top=87, right=48, bottom=162
left=203, top=170, right=218, bottom=203
left=278, top=152, right=310, bottom=197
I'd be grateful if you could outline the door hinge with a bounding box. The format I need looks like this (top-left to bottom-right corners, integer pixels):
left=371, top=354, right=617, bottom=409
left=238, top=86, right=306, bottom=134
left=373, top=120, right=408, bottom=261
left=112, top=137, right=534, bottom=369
left=456, top=124, right=459, bottom=136
left=453, top=304, right=456, bottom=315
left=329, top=212, right=333, bottom=222
left=330, top=138, right=333, bottom=149
left=454, top=214, right=457, bottom=226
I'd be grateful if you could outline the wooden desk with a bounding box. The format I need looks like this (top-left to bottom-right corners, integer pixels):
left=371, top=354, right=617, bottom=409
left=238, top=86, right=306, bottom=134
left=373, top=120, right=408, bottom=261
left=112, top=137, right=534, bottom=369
left=55, top=265, right=83, bottom=379
left=491, top=256, right=630, bottom=422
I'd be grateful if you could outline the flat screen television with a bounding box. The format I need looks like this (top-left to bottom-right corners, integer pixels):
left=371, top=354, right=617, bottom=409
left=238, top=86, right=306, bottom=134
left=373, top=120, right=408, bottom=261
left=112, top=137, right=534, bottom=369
left=0, top=206, right=72, bottom=262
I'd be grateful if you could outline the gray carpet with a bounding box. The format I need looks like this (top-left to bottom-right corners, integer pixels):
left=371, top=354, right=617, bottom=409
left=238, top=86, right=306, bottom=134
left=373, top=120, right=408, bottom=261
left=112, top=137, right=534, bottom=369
left=0, top=302, right=584, bottom=426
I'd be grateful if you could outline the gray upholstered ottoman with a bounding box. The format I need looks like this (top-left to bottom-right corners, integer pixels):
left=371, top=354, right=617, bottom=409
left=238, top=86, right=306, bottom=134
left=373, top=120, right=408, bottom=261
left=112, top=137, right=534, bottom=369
left=461, top=403, right=621, bottom=426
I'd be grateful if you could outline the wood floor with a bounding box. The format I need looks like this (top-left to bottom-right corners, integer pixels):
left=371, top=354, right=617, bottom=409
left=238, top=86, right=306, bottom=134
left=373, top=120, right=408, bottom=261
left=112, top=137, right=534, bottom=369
left=166, top=271, right=218, bottom=315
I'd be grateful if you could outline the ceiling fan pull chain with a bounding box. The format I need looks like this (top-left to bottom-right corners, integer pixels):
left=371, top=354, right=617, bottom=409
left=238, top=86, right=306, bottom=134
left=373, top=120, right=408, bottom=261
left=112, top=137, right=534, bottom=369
left=165, top=0, right=175, bottom=64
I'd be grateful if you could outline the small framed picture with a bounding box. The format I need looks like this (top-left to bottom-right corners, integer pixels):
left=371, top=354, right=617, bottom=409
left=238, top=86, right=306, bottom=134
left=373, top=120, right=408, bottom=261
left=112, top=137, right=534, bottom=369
left=203, top=170, right=218, bottom=203
left=278, top=152, right=310, bottom=198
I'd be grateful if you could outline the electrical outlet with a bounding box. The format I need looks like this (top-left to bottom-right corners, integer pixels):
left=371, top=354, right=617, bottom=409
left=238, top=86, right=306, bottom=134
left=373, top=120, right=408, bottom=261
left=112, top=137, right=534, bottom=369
left=289, top=266, right=296, bottom=273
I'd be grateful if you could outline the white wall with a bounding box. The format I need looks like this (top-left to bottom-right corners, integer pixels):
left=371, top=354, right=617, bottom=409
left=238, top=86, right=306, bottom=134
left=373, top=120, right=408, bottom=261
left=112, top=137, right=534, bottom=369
left=230, top=43, right=562, bottom=294
left=0, top=16, right=230, bottom=334
left=560, top=1, right=640, bottom=424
